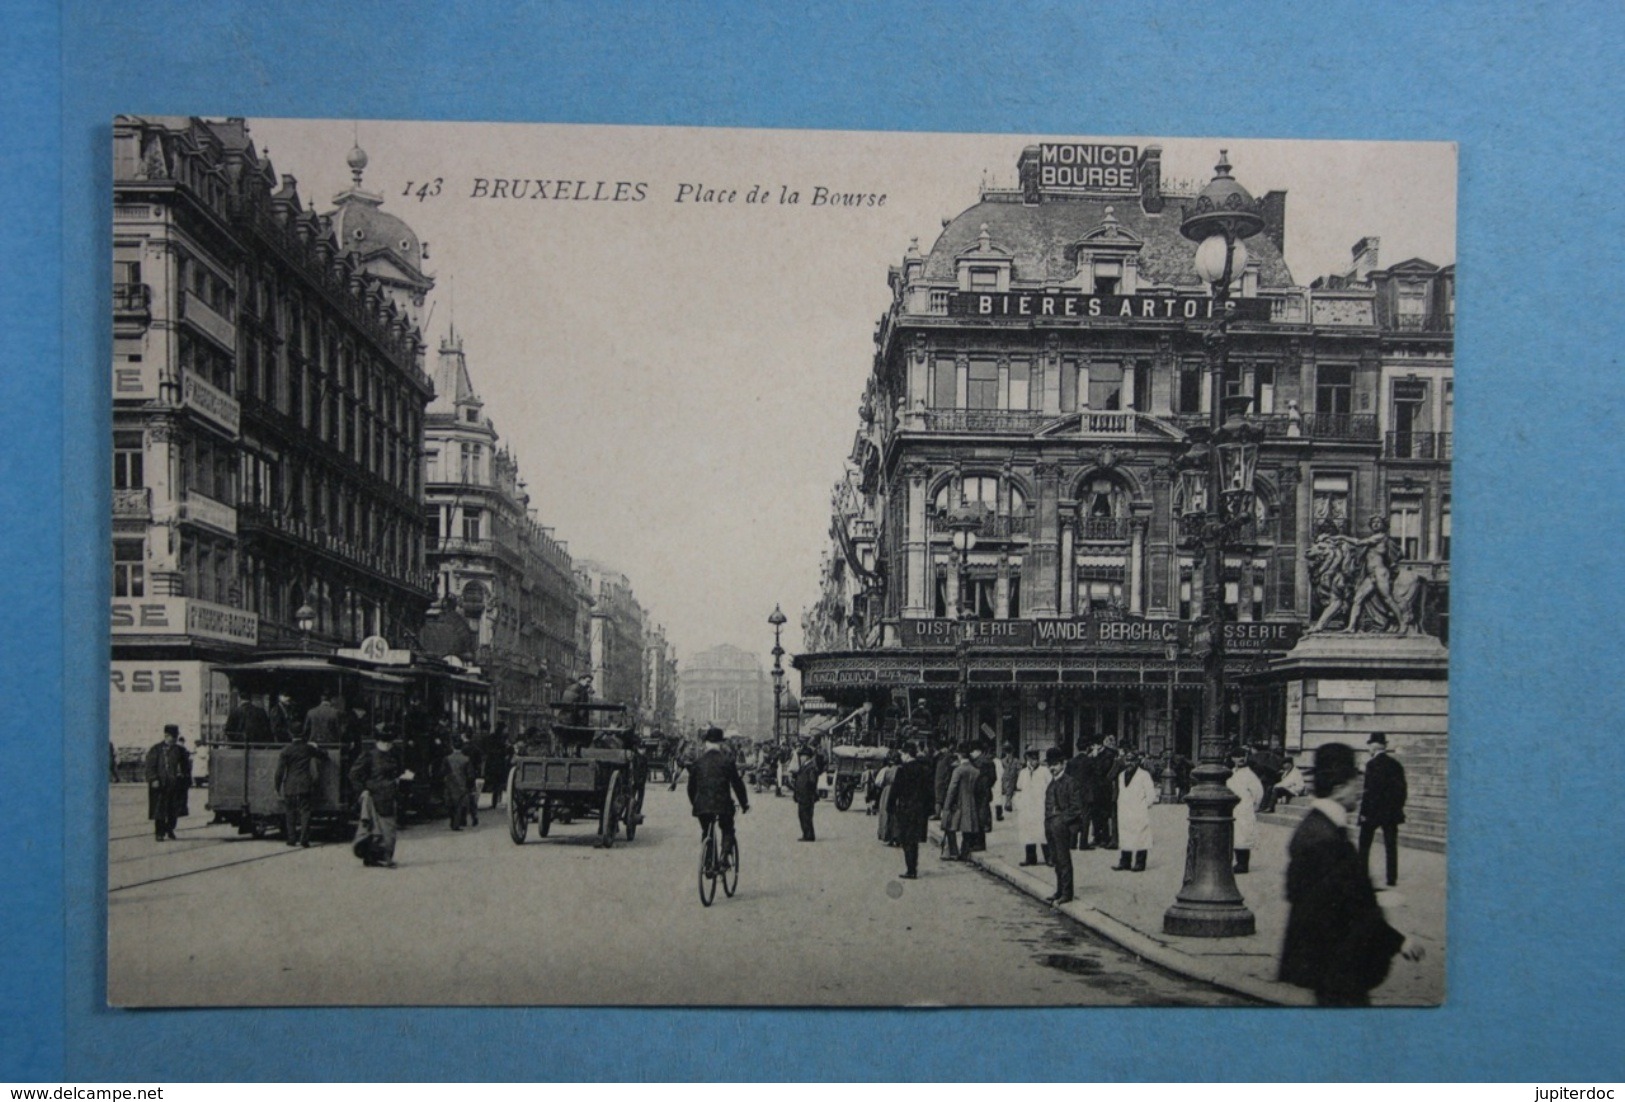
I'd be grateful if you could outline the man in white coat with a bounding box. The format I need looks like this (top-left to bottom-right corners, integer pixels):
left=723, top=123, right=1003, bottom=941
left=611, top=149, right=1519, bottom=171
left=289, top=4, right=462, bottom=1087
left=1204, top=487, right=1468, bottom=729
left=1012, top=747, right=1051, bottom=867
left=1227, top=747, right=1265, bottom=874
left=1113, top=750, right=1157, bottom=872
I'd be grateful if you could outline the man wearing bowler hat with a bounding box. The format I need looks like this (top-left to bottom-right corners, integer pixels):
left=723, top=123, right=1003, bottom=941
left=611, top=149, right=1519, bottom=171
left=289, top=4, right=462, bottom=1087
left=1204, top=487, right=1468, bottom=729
left=792, top=743, right=821, bottom=841
left=1042, top=748, right=1086, bottom=904
left=1359, top=732, right=1408, bottom=886
left=1280, top=742, right=1422, bottom=1005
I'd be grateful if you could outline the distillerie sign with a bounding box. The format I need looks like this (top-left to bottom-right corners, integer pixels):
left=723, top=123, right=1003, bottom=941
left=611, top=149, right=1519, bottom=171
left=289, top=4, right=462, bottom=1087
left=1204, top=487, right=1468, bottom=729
left=1038, top=143, right=1139, bottom=191
left=950, top=292, right=1273, bottom=322
left=900, top=617, right=1299, bottom=651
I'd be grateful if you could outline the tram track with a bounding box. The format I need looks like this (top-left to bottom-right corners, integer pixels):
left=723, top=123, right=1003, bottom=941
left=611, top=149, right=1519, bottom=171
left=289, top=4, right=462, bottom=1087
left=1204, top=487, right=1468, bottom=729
left=108, top=840, right=325, bottom=894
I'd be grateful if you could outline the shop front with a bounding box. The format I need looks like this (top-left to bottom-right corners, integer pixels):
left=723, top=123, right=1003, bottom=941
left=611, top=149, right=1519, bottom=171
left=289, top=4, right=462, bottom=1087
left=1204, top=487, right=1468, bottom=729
left=796, top=615, right=1298, bottom=758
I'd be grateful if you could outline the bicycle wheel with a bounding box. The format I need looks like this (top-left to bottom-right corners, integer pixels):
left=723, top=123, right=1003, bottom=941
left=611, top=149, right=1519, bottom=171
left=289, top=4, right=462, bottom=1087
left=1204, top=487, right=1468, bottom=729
left=697, top=829, right=718, bottom=907
left=722, top=833, right=740, bottom=897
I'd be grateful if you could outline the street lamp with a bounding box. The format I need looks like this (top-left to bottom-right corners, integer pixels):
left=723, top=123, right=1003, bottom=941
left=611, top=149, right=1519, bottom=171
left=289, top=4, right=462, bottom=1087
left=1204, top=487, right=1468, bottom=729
left=1161, top=639, right=1181, bottom=803
left=768, top=604, right=787, bottom=749
left=1163, top=151, right=1264, bottom=939
left=295, top=603, right=317, bottom=653
left=944, top=502, right=980, bottom=744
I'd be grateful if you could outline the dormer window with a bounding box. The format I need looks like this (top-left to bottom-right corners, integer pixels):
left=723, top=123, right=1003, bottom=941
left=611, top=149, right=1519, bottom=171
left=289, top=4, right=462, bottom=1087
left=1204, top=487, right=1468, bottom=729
left=464, top=407, right=479, bottom=423
left=969, top=267, right=1000, bottom=292
left=955, top=223, right=1013, bottom=292
left=1093, top=260, right=1122, bottom=296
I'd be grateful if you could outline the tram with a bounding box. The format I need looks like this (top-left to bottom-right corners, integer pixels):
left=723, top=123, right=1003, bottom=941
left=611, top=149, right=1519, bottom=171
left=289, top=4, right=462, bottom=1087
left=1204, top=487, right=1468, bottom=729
left=206, top=647, right=492, bottom=838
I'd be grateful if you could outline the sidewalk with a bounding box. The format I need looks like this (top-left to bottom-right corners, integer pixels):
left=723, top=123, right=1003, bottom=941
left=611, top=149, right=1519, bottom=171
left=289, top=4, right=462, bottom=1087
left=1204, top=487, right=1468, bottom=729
left=934, top=803, right=1445, bottom=1006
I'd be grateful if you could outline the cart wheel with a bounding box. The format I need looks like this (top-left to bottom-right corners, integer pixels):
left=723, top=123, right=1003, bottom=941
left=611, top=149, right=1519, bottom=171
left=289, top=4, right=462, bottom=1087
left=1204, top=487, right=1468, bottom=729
left=598, top=771, right=621, bottom=849
left=250, top=818, right=268, bottom=839
left=722, top=832, right=740, bottom=898
left=624, top=784, right=642, bottom=842
left=834, top=786, right=854, bottom=813
left=538, top=800, right=552, bottom=837
left=507, top=769, right=527, bottom=845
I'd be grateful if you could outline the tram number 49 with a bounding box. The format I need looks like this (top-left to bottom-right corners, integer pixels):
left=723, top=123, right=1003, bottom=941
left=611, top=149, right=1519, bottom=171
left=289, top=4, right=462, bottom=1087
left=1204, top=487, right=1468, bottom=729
left=111, top=670, right=184, bottom=692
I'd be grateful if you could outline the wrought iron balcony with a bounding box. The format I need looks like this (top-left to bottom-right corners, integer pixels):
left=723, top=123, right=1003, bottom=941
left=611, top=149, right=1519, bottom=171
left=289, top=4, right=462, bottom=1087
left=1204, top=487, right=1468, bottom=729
left=1075, top=516, right=1129, bottom=541
left=112, top=282, right=152, bottom=321
left=1304, top=412, right=1379, bottom=442
left=929, top=509, right=1032, bottom=540
left=1385, top=431, right=1453, bottom=460
left=1390, top=313, right=1453, bottom=333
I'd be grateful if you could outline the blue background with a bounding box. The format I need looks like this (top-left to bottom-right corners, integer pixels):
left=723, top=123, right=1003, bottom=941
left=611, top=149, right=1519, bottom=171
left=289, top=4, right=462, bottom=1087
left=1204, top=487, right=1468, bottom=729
left=7, top=0, right=1624, bottom=1082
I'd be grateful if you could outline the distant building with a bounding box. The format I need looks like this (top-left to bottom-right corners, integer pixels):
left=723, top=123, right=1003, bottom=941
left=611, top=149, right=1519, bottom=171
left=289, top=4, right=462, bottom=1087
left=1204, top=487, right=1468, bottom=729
left=422, top=328, right=581, bottom=732
left=678, top=645, right=774, bottom=740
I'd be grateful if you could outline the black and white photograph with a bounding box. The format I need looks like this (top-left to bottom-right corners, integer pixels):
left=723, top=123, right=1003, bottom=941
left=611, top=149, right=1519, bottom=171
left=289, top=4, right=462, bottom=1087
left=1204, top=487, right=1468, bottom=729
left=107, top=117, right=1454, bottom=1008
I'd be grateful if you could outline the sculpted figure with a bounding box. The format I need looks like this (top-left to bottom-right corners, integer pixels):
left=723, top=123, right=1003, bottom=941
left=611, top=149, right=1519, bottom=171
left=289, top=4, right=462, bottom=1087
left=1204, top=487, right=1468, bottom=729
left=1343, top=516, right=1407, bottom=633
left=1306, top=516, right=1429, bottom=635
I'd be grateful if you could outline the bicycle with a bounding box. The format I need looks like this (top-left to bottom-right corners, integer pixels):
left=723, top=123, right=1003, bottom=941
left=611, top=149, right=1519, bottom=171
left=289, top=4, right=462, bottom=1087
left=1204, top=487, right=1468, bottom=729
left=697, top=817, right=740, bottom=906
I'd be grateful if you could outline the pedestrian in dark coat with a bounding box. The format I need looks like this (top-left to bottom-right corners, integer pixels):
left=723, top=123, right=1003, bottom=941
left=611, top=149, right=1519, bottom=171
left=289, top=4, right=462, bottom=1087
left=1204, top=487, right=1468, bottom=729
left=939, top=745, right=983, bottom=860
left=1358, top=732, right=1408, bottom=886
left=442, top=742, right=476, bottom=830
left=1250, top=743, right=1286, bottom=813
left=999, top=749, right=1021, bottom=815
left=973, top=744, right=997, bottom=846
left=268, top=692, right=299, bottom=742
left=1043, top=748, right=1086, bottom=904
left=932, top=747, right=955, bottom=820
left=273, top=732, right=330, bottom=847
left=144, top=725, right=191, bottom=840
left=791, top=746, right=820, bottom=841
left=888, top=743, right=932, bottom=878
left=687, top=727, right=750, bottom=847
left=1090, top=738, right=1120, bottom=849
left=349, top=731, right=404, bottom=867
left=1064, top=745, right=1094, bottom=849
left=301, top=692, right=345, bottom=744
left=460, top=732, right=486, bottom=824
left=1279, top=741, right=1422, bottom=1005
left=223, top=697, right=273, bottom=743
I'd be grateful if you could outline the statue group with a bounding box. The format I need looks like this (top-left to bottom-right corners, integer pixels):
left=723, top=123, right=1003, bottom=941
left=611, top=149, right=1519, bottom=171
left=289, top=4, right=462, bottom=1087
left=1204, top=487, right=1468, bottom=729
left=1306, top=516, right=1429, bottom=636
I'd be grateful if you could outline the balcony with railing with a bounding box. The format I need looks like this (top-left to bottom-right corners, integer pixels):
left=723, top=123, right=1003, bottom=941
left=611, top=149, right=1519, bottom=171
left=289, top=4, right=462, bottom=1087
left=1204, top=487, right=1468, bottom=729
left=112, top=283, right=152, bottom=322
left=180, top=289, right=236, bottom=351
left=1389, top=313, right=1453, bottom=334
left=922, top=409, right=1052, bottom=434
left=1304, top=412, right=1379, bottom=442
left=238, top=502, right=432, bottom=593
left=1075, top=516, right=1130, bottom=541
left=928, top=509, right=1032, bottom=541
left=1385, top=431, right=1453, bottom=460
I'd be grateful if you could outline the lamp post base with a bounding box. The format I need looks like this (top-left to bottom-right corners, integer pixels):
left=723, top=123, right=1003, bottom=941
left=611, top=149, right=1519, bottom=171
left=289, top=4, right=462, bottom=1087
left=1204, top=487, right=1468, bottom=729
left=1162, top=769, right=1256, bottom=938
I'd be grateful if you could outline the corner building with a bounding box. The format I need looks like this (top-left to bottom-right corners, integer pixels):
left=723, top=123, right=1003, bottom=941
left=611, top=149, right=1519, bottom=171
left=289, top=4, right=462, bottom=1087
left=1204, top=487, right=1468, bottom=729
left=110, top=117, right=436, bottom=752
left=798, top=143, right=1451, bottom=762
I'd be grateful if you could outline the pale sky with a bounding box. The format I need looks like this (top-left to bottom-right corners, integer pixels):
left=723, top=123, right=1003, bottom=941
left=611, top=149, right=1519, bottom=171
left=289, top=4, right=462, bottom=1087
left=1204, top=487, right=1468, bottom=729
left=246, top=119, right=1456, bottom=670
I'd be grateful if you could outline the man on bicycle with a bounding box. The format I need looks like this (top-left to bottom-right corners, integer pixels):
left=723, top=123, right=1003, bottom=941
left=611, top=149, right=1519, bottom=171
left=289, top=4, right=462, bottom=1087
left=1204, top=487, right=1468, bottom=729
left=687, top=726, right=749, bottom=847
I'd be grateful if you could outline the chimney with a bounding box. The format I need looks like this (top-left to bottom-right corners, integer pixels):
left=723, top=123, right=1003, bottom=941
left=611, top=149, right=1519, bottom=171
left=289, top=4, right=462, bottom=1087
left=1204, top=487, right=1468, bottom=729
left=1138, top=145, right=1164, bottom=214
left=1017, top=145, right=1042, bottom=204
left=1351, top=236, right=1381, bottom=281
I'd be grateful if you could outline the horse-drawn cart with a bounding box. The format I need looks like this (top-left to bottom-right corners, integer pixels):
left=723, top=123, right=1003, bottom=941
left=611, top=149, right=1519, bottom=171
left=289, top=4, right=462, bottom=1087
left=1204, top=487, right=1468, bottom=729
left=506, top=702, right=645, bottom=847
left=830, top=744, right=889, bottom=812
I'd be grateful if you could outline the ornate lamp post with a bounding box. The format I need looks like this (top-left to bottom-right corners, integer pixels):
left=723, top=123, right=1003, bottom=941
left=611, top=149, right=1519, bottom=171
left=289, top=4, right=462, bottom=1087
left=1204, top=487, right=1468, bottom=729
left=945, top=503, right=980, bottom=743
left=1161, top=639, right=1181, bottom=803
left=1163, top=152, right=1265, bottom=938
left=769, top=604, right=787, bottom=748
left=295, top=603, right=317, bottom=654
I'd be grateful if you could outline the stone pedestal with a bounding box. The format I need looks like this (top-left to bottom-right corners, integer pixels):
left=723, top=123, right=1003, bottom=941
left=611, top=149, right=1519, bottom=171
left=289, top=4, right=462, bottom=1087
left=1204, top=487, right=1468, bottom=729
left=1264, top=632, right=1449, bottom=847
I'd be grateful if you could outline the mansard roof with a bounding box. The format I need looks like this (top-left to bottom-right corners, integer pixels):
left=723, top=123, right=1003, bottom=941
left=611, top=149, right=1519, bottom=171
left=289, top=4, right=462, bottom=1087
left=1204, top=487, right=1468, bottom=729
left=921, top=192, right=1295, bottom=288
